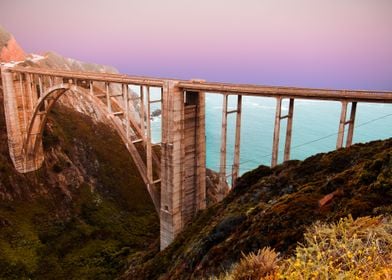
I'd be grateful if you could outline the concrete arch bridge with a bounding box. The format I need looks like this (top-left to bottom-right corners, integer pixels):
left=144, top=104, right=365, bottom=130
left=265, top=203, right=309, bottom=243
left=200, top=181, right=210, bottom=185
left=1, top=65, right=392, bottom=249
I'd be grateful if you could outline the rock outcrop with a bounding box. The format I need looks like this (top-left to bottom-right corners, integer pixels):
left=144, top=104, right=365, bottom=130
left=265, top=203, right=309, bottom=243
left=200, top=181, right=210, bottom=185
left=206, top=168, right=230, bottom=205
left=0, top=25, right=26, bottom=62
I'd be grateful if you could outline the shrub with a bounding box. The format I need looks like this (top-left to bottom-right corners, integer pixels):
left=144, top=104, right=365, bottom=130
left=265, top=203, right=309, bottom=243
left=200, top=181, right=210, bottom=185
left=230, top=247, right=278, bottom=280
left=220, top=215, right=392, bottom=280
left=280, top=215, right=392, bottom=279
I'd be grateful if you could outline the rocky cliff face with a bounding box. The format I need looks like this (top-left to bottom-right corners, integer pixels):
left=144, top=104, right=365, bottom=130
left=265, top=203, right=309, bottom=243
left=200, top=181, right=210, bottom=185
left=206, top=169, right=230, bottom=205
left=0, top=25, right=25, bottom=62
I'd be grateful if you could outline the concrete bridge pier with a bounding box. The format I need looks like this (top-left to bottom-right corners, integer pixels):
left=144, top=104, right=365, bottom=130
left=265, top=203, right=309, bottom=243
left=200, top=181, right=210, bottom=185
left=271, top=97, right=295, bottom=167
left=337, top=101, right=357, bottom=149
left=1, top=68, right=44, bottom=172
left=160, top=81, right=206, bottom=250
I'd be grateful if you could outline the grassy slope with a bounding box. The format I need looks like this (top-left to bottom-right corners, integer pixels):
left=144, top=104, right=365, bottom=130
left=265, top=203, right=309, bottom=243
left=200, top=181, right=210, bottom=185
left=0, top=103, right=159, bottom=279
left=125, top=138, right=392, bottom=279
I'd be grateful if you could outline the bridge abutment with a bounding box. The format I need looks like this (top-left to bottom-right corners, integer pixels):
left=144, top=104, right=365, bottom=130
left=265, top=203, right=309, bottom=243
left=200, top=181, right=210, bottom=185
left=160, top=81, right=206, bottom=250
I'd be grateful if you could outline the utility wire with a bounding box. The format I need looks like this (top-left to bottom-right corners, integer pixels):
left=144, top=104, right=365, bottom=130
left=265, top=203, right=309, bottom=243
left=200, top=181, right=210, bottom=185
left=196, top=112, right=392, bottom=168
left=256, top=112, right=392, bottom=160
left=135, top=112, right=392, bottom=171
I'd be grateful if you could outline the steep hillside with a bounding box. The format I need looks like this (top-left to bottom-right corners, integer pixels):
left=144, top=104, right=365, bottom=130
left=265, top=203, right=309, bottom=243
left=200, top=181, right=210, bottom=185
left=0, top=90, right=159, bottom=278
left=123, top=138, right=392, bottom=279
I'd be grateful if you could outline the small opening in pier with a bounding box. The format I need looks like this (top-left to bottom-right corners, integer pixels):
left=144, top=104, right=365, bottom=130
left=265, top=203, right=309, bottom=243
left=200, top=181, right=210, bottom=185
left=185, top=91, right=198, bottom=106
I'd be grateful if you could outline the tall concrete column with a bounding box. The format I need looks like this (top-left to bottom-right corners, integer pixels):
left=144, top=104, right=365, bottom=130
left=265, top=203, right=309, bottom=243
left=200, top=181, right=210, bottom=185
left=1, top=68, right=22, bottom=169
left=183, top=90, right=206, bottom=219
left=345, top=102, right=357, bottom=147
left=336, top=101, right=348, bottom=149
left=160, top=81, right=206, bottom=250
left=271, top=97, right=282, bottom=167
left=1, top=67, right=44, bottom=172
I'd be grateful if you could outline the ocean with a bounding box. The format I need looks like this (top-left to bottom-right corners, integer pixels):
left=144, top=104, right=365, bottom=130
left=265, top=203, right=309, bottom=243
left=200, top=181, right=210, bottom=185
left=146, top=88, right=392, bottom=179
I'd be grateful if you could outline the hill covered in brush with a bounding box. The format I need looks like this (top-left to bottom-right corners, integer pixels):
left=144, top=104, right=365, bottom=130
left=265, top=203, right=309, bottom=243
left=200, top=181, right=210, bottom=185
left=0, top=98, right=159, bottom=279
left=123, top=138, right=392, bottom=279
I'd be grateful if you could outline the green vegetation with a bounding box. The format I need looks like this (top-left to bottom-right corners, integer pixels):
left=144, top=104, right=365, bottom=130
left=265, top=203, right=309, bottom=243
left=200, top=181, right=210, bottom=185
left=0, top=105, right=159, bottom=279
left=124, top=138, right=392, bottom=279
left=218, top=215, right=392, bottom=279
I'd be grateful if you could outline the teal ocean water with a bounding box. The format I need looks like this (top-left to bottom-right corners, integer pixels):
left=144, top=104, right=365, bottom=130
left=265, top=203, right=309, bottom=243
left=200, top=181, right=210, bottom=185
left=146, top=88, right=392, bottom=179
left=204, top=94, right=392, bottom=177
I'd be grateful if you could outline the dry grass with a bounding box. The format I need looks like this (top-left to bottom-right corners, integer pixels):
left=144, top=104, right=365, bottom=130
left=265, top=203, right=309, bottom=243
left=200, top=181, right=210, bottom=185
left=280, top=215, right=392, bottom=279
left=214, top=247, right=278, bottom=280
left=231, top=247, right=278, bottom=280
left=218, top=215, right=392, bottom=280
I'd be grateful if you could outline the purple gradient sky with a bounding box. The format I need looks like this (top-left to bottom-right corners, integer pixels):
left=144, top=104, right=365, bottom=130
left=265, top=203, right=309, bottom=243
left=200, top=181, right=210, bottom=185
left=1, top=0, right=392, bottom=89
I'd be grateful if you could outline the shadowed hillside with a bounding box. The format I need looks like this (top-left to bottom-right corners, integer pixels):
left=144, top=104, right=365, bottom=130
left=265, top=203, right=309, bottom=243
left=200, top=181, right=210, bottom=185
left=0, top=90, right=159, bottom=278
left=123, top=138, right=392, bottom=279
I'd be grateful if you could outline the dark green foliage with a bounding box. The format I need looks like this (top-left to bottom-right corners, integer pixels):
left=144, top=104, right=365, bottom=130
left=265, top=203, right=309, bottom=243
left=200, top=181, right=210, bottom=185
left=0, top=104, right=159, bottom=279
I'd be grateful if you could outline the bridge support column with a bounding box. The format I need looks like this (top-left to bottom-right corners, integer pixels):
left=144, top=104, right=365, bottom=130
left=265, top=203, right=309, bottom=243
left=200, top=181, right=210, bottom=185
left=336, top=101, right=357, bottom=149
left=345, top=102, right=357, bottom=147
left=283, top=98, right=295, bottom=161
left=272, top=97, right=295, bottom=167
left=271, top=97, right=282, bottom=167
left=1, top=67, right=44, bottom=172
left=232, top=95, right=242, bottom=188
left=219, top=95, right=229, bottom=196
left=337, top=101, right=348, bottom=149
left=160, top=81, right=206, bottom=250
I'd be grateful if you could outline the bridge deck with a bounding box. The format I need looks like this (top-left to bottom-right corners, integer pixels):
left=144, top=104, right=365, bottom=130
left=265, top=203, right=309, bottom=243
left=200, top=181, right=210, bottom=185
left=8, top=66, right=392, bottom=103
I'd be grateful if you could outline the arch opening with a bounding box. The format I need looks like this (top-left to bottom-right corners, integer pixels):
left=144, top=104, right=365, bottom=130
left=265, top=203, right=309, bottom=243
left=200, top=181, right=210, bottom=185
left=23, top=82, right=161, bottom=211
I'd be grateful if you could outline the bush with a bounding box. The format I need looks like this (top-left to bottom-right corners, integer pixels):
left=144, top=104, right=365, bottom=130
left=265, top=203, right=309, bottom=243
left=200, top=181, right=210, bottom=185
left=280, top=215, right=392, bottom=279
left=220, top=215, right=392, bottom=280
left=232, top=247, right=278, bottom=280
left=216, top=247, right=278, bottom=280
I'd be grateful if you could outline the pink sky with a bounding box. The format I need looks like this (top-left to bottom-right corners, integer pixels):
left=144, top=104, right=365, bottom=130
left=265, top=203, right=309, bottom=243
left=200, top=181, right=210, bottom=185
left=1, top=0, right=392, bottom=90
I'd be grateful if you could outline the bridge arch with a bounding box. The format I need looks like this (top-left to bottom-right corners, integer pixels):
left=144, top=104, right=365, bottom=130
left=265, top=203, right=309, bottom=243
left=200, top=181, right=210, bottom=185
left=24, top=83, right=72, bottom=156
left=21, top=82, right=161, bottom=210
